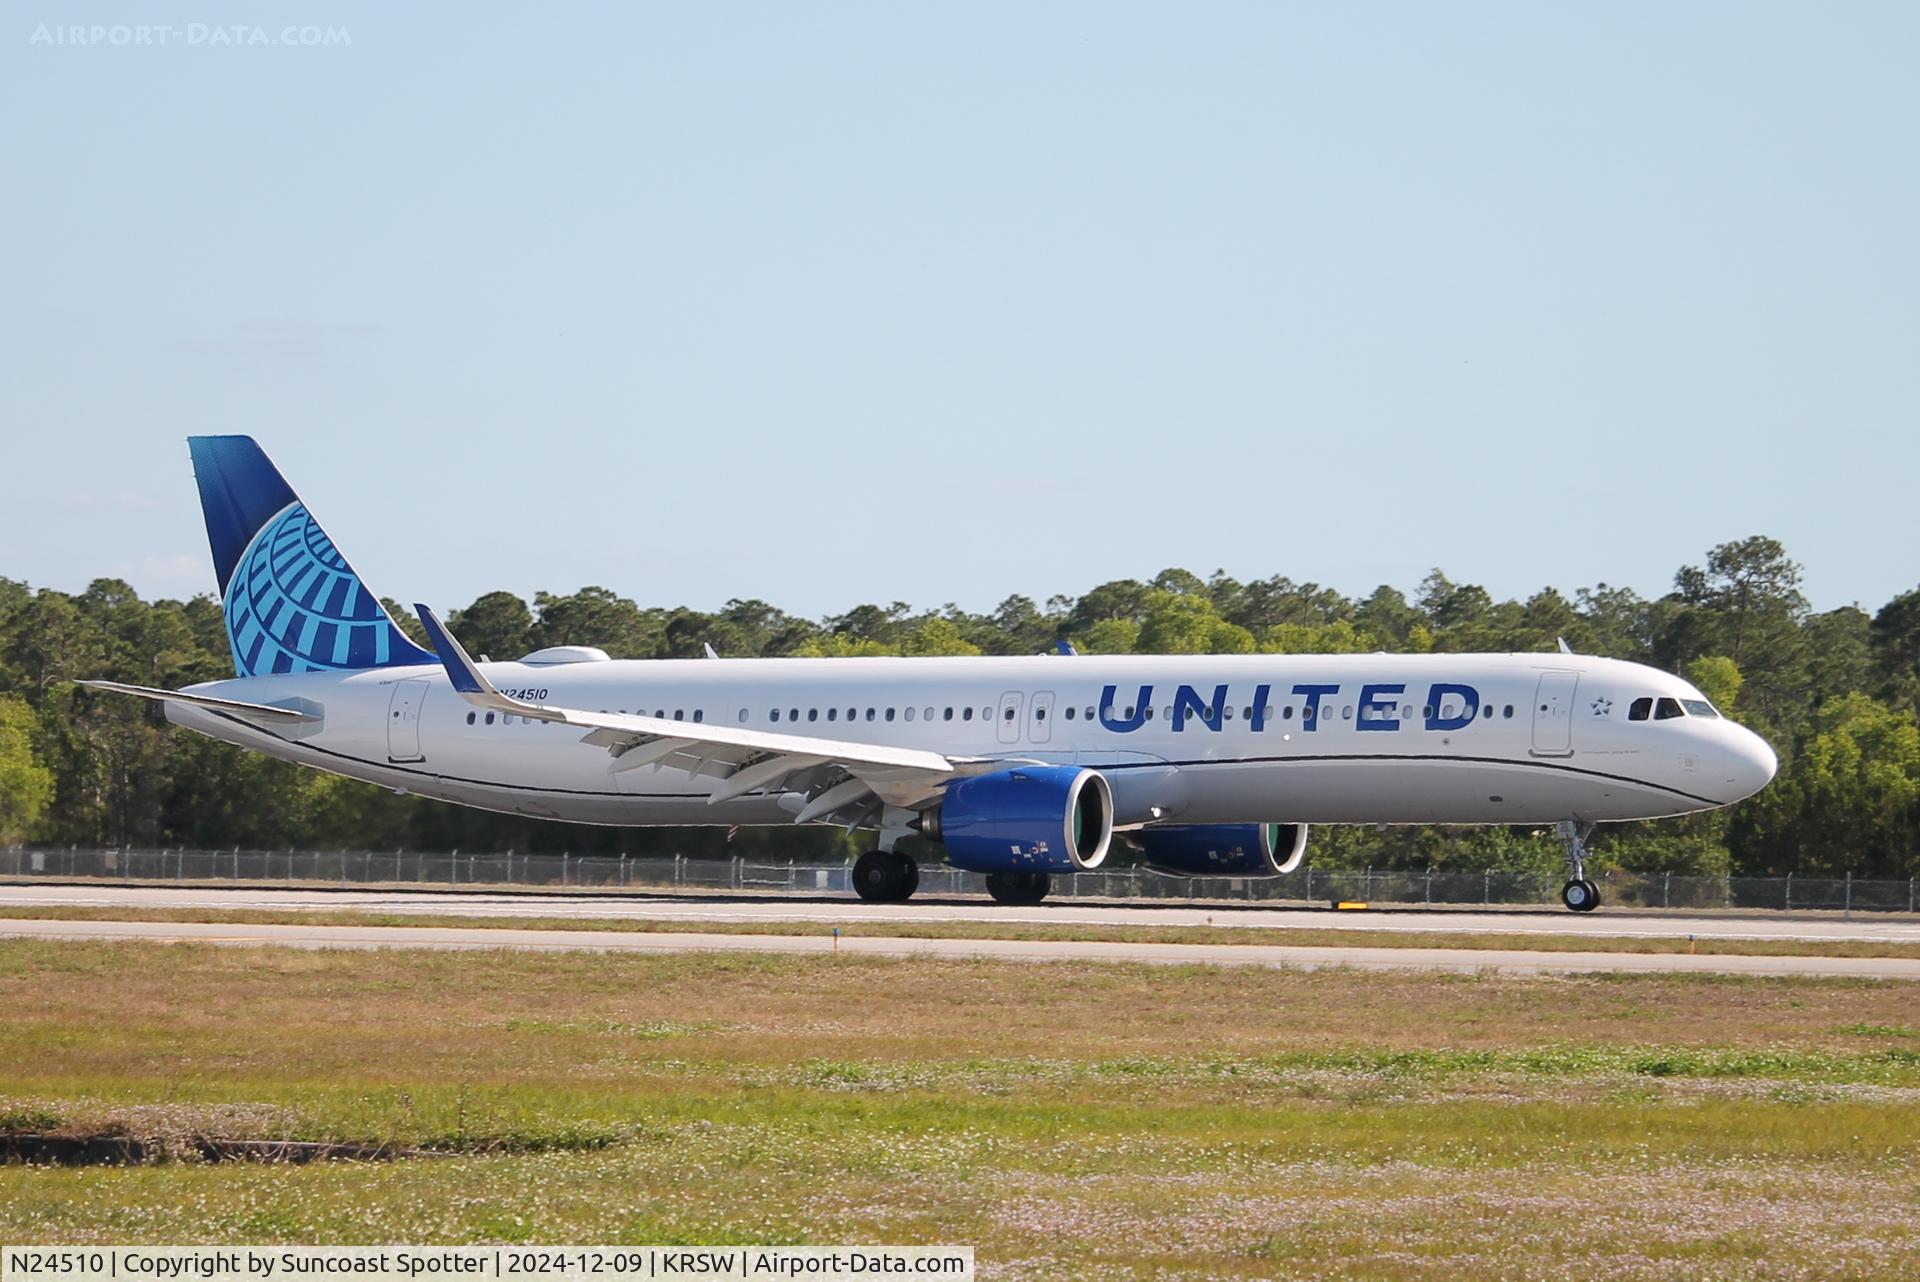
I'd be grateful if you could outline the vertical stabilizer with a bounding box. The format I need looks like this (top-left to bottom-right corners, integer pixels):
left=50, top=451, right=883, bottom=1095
left=187, top=436, right=434, bottom=677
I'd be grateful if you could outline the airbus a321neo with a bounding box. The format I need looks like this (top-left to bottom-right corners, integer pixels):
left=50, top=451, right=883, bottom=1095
left=83, top=437, right=1777, bottom=910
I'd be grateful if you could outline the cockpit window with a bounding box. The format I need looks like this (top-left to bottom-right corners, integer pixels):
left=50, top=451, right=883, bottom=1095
left=1628, top=697, right=1653, bottom=721
left=1655, top=697, right=1685, bottom=720
left=1681, top=699, right=1720, bottom=718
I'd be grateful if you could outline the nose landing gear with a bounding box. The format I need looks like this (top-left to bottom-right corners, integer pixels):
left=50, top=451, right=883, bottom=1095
left=1556, top=819, right=1601, bottom=912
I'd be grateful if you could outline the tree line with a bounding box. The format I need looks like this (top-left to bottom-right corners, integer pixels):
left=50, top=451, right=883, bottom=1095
left=1, top=536, right=1917, bottom=877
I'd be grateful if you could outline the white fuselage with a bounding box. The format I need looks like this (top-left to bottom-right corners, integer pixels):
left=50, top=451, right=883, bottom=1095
left=166, top=651, right=1777, bottom=832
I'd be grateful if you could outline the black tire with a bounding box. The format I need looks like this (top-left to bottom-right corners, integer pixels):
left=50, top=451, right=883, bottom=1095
left=853, top=851, right=916, bottom=903
left=986, top=871, right=1050, bottom=906
left=1561, top=878, right=1596, bottom=913
left=1580, top=878, right=1602, bottom=911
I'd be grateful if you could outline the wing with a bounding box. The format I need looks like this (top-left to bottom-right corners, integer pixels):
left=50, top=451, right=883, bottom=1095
left=413, top=605, right=996, bottom=824
left=76, top=680, right=320, bottom=723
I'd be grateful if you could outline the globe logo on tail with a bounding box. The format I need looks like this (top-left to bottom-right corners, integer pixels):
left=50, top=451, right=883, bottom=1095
left=223, top=502, right=411, bottom=675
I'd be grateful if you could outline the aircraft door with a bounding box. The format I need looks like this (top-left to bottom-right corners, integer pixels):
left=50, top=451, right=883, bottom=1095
left=1029, top=690, right=1055, bottom=744
left=1530, top=671, right=1579, bottom=757
left=387, top=679, right=429, bottom=762
left=996, top=690, right=1024, bottom=745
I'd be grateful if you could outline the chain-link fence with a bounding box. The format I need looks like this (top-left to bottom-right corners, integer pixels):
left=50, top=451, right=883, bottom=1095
left=3, top=846, right=1917, bottom=913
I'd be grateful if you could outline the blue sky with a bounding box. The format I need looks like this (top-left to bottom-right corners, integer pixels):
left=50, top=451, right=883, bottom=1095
left=3, top=2, right=1915, bottom=618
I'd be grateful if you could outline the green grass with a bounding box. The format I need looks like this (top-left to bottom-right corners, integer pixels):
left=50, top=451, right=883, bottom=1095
left=2, top=941, right=1918, bottom=1279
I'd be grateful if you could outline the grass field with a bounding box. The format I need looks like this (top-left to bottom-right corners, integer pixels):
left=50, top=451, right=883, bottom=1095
left=3, top=903, right=1919, bottom=959
left=2, top=940, right=1918, bottom=1279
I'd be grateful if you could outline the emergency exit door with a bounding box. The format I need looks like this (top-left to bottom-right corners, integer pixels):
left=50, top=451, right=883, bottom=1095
left=387, top=679, right=429, bottom=762
left=1530, top=671, right=1580, bottom=757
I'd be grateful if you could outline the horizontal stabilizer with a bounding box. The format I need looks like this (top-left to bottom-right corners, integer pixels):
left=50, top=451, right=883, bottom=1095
left=77, top=680, right=320, bottom=723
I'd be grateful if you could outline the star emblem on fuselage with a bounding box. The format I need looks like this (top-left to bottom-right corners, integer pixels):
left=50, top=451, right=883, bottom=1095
left=1591, top=697, right=1613, bottom=716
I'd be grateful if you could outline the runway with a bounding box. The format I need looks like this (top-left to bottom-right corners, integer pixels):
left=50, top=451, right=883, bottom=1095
left=2, top=882, right=1917, bottom=944
left=0, top=914, right=1914, bottom=977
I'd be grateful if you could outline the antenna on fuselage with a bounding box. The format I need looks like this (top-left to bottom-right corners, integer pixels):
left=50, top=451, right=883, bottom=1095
left=1557, top=637, right=1574, bottom=655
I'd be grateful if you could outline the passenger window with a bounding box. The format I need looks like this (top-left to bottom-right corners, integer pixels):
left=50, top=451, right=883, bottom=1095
left=885, top=708, right=895, bottom=721
left=654, top=709, right=665, bottom=719
left=1242, top=706, right=1253, bottom=720
left=770, top=709, right=780, bottom=722
left=866, top=708, right=876, bottom=721
left=1065, top=706, right=1075, bottom=720
left=1085, top=707, right=1094, bottom=720
left=944, top=707, right=954, bottom=721
left=1283, top=706, right=1294, bottom=720
left=1144, top=706, right=1154, bottom=720
left=738, top=709, right=748, bottom=723
left=1003, top=707, right=1016, bottom=721
left=1655, top=697, right=1685, bottom=720
left=674, top=710, right=685, bottom=721
left=827, top=708, right=838, bottom=721
left=1124, top=706, right=1134, bottom=719
left=1402, top=705, right=1414, bottom=719
left=466, top=711, right=476, bottom=725
left=963, top=707, right=973, bottom=721
left=694, top=710, right=704, bottom=723
left=847, top=708, right=856, bottom=721
left=924, top=707, right=934, bottom=720
left=1503, top=705, right=1514, bottom=719
left=808, top=708, right=818, bottom=722
left=1035, top=707, right=1046, bottom=720
left=1342, top=705, right=1353, bottom=720
left=789, top=708, right=798, bottom=722
left=1481, top=706, right=1491, bottom=718
left=484, top=712, right=495, bottom=725
left=1628, top=697, right=1653, bottom=721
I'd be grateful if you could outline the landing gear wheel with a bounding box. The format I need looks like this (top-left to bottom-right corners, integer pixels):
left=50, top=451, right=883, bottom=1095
left=985, top=871, right=1051, bottom=906
left=852, top=851, right=918, bottom=903
left=1561, top=878, right=1600, bottom=913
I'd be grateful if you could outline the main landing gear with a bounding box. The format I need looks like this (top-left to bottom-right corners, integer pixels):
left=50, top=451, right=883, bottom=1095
left=1557, top=819, right=1601, bottom=913
left=985, top=871, right=1051, bottom=906
left=851, top=850, right=919, bottom=903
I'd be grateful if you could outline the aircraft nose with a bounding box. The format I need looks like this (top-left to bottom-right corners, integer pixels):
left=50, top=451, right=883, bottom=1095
left=1722, top=726, right=1778, bottom=802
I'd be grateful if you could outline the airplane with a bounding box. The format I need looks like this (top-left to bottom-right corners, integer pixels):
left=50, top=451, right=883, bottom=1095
left=81, top=436, right=1778, bottom=911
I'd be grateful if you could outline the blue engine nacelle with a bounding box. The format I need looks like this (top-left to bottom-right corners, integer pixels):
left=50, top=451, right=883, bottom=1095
left=1136, top=823, right=1309, bottom=877
left=921, top=765, right=1113, bottom=874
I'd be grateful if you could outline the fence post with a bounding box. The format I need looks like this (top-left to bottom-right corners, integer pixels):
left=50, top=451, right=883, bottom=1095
left=1484, top=869, right=1490, bottom=905
left=1305, top=866, right=1312, bottom=903
left=1785, top=873, right=1792, bottom=911
left=1663, top=872, right=1671, bottom=910
left=1845, top=871, right=1852, bottom=915
left=1911, top=877, right=1916, bottom=914
left=1365, top=865, right=1372, bottom=901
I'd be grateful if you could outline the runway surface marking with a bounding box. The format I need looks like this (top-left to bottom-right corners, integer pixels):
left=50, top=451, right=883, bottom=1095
left=2, top=916, right=1916, bottom=979
left=1, top=883, right=1916, bottom=944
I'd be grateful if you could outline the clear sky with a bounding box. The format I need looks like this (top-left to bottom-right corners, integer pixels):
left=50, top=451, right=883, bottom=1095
left=3, top=2, right=1915, bottom=619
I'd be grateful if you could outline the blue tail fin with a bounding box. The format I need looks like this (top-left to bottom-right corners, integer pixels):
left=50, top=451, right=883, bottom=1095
left=187, top=436, right=435, bottom=677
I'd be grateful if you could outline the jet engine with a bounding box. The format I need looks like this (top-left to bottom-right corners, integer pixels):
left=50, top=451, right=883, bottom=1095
left=920, top=766, right=1113, bottom=874
left=1136, top=823, right=1309, bottom=877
